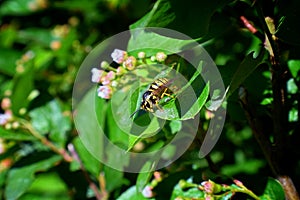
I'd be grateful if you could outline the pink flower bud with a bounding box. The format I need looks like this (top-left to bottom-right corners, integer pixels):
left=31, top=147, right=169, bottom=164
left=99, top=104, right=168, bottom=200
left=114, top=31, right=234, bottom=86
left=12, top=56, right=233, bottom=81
left=156, top=52, right=167, bottom=62
left=153, top=171, right=163, bottom=182
left=101, top=71, right=116, bottom=85
left=123, top=56, right=137, bottom=70
left=233, top=179, right=244, bottom=187
left=205, top=195, right=214, bottom=200
left=201, top=180, right=214, bottom=194
left=1, top=98, right=11, bottom=110
left=106, top=71, right=116, bottom=79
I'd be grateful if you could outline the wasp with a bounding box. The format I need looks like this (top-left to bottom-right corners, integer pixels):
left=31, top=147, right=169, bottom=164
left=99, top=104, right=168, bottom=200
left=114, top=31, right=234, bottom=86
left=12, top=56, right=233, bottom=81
left=130, top=78, right=175, bottom=118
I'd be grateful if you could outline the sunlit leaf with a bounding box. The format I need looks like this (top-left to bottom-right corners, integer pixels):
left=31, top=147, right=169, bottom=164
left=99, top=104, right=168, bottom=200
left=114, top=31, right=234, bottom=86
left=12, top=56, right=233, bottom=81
left=171, top=178, right=204, bottom=199
left=260, top=177, right=285, bottom=200
left=0, top=127, right=35, bottom=141
left=127, top=29, right=197, bottom=57
left=29, top=100, right=71, bottom=147
left=181, top=82, right=209, bottom=120
left=288, top=60, right=300, bottom=78
left=116, top=185, right=153, bottom=200
left=127, top=117, right=162, bottom=151
left=20, top=173, right=70, bottom=200
left=130, top=0, right=175, bottom=29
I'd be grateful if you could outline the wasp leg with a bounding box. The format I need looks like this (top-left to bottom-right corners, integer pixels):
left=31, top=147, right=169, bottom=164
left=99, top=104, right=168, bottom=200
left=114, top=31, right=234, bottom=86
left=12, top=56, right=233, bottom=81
left=161, top=88, right=172, bottom=98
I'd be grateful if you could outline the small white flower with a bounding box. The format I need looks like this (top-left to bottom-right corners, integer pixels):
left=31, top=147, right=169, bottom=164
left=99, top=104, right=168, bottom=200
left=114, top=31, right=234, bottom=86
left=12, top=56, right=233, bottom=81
left=111, top=49, right=128, bottom=64
left=142, top=186, right=154, bottom=198
left=91, top=68, right=105, bottom=83
left=97, top=85, right=113, bottom=99
left=0, top=113, right=12, bottom=125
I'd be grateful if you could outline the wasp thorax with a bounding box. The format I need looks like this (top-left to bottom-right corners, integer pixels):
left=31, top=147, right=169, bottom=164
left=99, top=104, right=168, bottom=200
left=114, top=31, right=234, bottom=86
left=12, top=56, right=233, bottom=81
left=130, top=78, right=176, bottom=118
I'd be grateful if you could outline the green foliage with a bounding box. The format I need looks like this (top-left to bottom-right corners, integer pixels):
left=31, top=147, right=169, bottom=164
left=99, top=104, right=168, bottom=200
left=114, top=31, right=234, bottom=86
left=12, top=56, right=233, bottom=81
left=1, top=0, right=299, bottom=199
left=5, top=155, right=62, bottom=200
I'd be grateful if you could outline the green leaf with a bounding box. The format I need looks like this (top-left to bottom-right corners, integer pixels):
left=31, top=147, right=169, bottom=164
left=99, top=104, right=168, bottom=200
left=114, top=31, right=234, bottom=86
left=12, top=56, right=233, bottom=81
left=72, top=137, right=101, bottom=178
left=226, top=49, right=266, bottom=97
left=171, top=178, right=204, bottom=199
left=169, top=120, right=182, bottom=134
left=130, top=0, right=175, bottom=29
left=0, top=127, right=36, bottom=141
left=103, top=166, right=128, bottom=192
left=32, top=48, right=54, bottom=70
left=221, top=159, right=265, bottom=175
left=117, top=186, right=154, bottom=200
left=29, top=100, right=71, bottom=147
left=181, top=82, right=209, bottom=120
left=11, top=65, right=35, bottom=115
left=5, top=155, right=62, bottom=200
left=0, top=48, right=21, bottom=76
left=288, top=60, right=300, bottom=78
left=17, top=28, right=54, bottom=47
left=106, top=104, right=129, bottom=148
left=260, top=177, right=285, bottom=200
left=127, top=29, right=197, bottom=57
left=127, top=117, right=162, bottom=151
left=0, top=0, right=42, bottom=16
left=74, top=87, right=106, bottom=166
left=19, top=173, right=70, bottom=200
left=136, top=162, right=155, bottom=193
left=0, top=25, right=18, bottom=48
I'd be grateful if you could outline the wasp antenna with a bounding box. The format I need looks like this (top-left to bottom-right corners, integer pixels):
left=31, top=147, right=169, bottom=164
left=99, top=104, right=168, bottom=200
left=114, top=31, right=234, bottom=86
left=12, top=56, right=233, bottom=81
left=130, top=109, right=140, bottom=118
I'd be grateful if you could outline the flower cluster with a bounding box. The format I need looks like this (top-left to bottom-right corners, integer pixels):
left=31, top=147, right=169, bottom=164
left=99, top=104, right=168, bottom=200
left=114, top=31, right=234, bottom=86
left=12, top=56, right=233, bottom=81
left=91, top=49, right=168, bottom=99
left=176, top=179, right=259, bottom=200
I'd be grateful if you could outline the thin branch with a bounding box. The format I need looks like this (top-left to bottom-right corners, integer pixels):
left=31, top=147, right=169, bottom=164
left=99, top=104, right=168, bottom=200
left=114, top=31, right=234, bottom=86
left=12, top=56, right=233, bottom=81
left=20, top=119, right=73, bottom=162
left=254, top=0, right=289, bottom=171
left=68, top=144, right=107, bottom=200
left=238, top=87, right=278, bottom=175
